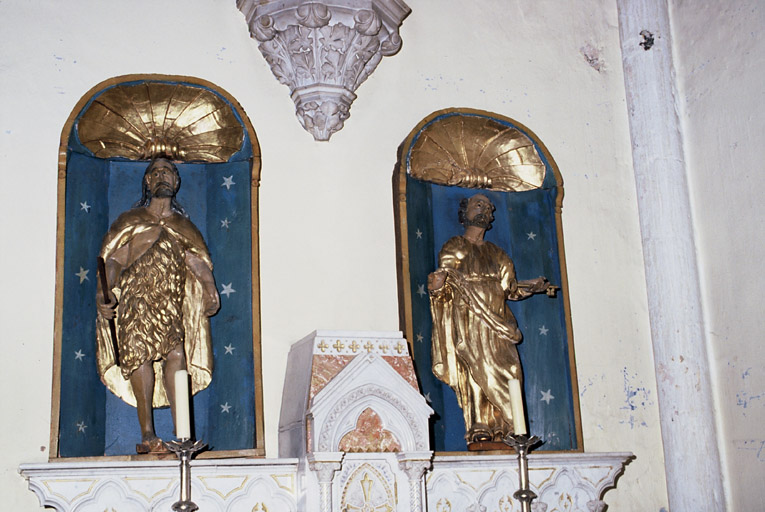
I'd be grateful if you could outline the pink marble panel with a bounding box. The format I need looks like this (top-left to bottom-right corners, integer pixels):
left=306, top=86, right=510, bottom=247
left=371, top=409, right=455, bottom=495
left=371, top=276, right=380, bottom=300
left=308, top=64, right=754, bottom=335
left=383, top=356, right=419, bottom=389
left=338, top=408, right=402, bottom=452
left=310, top=355, right=354, bottom=398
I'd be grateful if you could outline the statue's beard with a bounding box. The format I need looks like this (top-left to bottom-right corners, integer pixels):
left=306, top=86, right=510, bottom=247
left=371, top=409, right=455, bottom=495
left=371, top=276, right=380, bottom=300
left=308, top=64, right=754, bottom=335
left=464, top=213, right=493, bottom=229
left=152, top=183, right=175, bottom=198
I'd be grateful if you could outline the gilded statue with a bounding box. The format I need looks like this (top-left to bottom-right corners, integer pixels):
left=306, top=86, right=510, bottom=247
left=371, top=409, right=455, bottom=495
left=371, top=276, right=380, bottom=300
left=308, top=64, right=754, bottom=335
left=428, top=193, right=556, bottom=443
left=95, top=158, right=220, bottom=453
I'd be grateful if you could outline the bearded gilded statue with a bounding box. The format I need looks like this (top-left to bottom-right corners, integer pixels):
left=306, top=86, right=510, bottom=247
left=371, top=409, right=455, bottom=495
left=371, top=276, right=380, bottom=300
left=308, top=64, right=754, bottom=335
left=428, top=193, right=557, bottom=444
left=95, top=158, right=220, bottom=453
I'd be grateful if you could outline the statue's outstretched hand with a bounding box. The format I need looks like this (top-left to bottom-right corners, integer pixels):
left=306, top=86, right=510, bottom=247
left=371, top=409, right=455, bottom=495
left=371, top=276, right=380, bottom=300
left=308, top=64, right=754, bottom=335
left=529, top=277, right=561, bottom=297
left=515, top=277, right=559, bottom=298
left=525, top=276, right=550, bottom=294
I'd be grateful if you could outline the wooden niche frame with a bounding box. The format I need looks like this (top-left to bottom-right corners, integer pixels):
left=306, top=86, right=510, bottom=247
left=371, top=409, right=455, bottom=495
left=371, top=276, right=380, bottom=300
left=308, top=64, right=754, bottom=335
left=393, top=108, right=583, bottom=452
left=50, top=74, right=265, bottom=460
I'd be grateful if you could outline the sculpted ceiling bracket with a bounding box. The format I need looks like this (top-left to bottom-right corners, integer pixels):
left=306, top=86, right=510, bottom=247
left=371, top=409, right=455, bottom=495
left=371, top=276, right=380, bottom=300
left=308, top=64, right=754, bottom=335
left=237, top=0, right=411, bottom=141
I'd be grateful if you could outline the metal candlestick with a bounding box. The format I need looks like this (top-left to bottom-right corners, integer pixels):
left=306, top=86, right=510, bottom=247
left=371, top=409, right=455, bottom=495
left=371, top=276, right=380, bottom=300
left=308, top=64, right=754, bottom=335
left=164, top=438, right=206, bottom=512
left=503, top=434, right=542, bottom=512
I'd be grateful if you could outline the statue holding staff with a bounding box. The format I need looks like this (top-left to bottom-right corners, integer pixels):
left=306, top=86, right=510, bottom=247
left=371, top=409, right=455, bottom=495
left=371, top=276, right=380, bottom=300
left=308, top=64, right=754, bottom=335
left=95, top=158, right=220, bottom=453
left=428, top=193, right=557, bottom=444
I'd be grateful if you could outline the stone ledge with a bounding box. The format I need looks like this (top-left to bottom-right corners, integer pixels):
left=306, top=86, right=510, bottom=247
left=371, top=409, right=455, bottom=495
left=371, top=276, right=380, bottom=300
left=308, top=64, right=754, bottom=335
left=20, top=452, right=633, bottom=511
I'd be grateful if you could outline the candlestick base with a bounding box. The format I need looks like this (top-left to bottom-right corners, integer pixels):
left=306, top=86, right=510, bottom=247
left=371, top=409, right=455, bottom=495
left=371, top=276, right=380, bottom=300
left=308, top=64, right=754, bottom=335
left=513, top=488, right=538, bottom=502
left=171, top=501, right=199, bottom=512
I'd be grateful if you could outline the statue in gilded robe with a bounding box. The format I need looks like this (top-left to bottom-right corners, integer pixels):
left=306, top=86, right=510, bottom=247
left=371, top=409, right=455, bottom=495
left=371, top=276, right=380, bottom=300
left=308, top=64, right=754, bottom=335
left=95, top=158, right=220, bottom=453
left=428, top=193, right=555, bottom=443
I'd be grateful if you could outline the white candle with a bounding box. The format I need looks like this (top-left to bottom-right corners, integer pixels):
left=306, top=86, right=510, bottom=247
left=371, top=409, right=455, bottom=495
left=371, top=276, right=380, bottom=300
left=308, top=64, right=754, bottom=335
left=509, top=378, right=527, bottom=435
left=174, top=370, right=191, bottom=439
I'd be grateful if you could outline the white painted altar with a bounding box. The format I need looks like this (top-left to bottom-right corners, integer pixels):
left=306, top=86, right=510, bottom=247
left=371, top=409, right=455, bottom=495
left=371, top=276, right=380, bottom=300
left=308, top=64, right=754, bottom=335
left=20, top=331, right=632, bottom=511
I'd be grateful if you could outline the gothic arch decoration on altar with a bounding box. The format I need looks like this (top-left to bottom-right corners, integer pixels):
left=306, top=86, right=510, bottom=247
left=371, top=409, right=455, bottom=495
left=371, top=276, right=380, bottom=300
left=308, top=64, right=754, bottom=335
left=310, top=352, right=432, bottom=454
left=51, top=74, right=264, bottom=458
left=338, top=408, right=401, bottom=452
left=394, top=108, right=583, bottom=452
left=340, top=462, right=396, bottom=512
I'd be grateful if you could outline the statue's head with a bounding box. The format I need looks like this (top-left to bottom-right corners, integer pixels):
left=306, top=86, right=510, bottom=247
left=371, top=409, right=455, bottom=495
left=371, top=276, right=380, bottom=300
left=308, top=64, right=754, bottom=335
left=133, top=158, right=187, bottom=216
left=458, top=193, right=495, bottom=229
left=143, top=158, right=180, bottom=196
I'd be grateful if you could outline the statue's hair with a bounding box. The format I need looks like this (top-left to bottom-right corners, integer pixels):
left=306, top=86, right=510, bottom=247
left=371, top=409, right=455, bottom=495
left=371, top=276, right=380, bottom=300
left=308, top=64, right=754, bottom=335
left=133, top=158, right=188, bottom=217
left=458, top=197, right=470, bottom=225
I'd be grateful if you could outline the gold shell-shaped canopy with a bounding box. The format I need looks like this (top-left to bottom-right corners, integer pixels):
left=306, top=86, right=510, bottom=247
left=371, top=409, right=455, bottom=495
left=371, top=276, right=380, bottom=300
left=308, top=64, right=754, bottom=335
left=77, top=82, right=244, bottom=163
left=408, top=115, right=545, bottom=191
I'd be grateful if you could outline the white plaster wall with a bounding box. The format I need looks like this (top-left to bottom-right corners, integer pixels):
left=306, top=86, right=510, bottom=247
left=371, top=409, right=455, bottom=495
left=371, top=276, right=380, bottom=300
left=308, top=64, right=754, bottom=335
left=670, top=1, right=765, bottom=509
left=0, top=1, right=668, bottom=509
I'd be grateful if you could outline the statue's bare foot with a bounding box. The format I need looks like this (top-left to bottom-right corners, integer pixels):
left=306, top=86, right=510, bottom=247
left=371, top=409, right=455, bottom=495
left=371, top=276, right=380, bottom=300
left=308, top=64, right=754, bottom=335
left=136, top=436, right=170, bottom=454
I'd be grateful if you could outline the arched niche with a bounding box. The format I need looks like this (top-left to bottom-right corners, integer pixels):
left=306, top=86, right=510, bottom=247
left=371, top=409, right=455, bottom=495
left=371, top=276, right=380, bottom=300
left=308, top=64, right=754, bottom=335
left=394, top=108, right=582, bottom=452
left=51, top=75, right=264, bottom=458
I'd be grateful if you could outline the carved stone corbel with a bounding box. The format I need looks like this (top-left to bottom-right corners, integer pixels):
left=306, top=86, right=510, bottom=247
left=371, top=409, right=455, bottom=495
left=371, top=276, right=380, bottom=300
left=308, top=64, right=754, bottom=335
left=237, top=0, right=411, bottom=141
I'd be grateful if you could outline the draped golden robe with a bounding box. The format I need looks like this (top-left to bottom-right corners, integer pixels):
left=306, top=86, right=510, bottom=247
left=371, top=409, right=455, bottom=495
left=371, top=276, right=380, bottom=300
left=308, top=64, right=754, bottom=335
left=96, top=208, right=214, bottom=408
left=430, top=236, right=527, bottom=439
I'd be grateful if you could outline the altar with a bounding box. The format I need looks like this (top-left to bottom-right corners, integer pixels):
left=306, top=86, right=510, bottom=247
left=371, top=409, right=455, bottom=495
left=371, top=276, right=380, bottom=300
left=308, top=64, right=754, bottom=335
left=21, top=331, right=632, bottom=511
